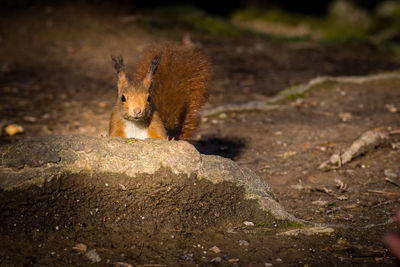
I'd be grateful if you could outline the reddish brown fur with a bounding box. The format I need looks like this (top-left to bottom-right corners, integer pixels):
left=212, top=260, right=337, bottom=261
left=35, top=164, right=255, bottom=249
left=133, top=42, right=212, bottom=140
left=109, top=106, right=126, bottom=138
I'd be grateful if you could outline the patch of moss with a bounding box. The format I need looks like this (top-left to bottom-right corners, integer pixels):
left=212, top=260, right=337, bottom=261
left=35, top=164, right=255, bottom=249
left=189, top=16, right=238, bottom=36
left=231, top=7, right=371, bottom=44
left=149, top=5, right=239, bottom=37
left=285, top=91, right=305, bottom=101
left=233, top=8, right=315, bottom=26
left=326, top=201, right=336, bottom=207
left=59, top=226, right=79, bottom=237
left=320, top=20, right=369, bottom=43
left=123, top=139, right=136, bottom=144
left=244, top=28, right=311, bottom=42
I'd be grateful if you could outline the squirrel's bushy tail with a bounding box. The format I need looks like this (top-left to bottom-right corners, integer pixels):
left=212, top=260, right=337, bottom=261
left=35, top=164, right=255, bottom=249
left=133, top=42, right=212, bottom=140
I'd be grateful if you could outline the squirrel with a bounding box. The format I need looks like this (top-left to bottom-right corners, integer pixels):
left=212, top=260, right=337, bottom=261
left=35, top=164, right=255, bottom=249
left=109, top=42, right=212, bottom=140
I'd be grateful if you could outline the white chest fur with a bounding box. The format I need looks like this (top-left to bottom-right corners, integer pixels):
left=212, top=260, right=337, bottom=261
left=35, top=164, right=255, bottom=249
left=124, top=120, right=149, bottom=139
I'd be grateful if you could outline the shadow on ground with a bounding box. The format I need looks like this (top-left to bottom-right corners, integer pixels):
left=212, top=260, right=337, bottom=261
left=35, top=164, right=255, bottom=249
left=192, top=135, right=246, bottom=159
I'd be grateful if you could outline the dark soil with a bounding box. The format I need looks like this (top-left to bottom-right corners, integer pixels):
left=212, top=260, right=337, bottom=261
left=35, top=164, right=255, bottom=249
left=1, top=2, right=400, bottom=266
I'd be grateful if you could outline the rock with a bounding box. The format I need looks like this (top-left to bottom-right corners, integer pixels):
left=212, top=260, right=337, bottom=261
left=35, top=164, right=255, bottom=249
left=86, top=249, right=101, bottom=263
left=0, top=135, right=300, bottom=223
left=5, top=124, right=24, bottom=136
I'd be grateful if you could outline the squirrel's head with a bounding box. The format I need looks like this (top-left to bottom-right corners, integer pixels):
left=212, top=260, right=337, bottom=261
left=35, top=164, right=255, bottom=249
left=112, top=55, right=160, bottom=123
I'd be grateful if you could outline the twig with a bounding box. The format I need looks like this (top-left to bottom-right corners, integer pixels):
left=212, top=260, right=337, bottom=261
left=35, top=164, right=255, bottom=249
left=319, top=128, right=389, bottom=171
left=367, top=190, right=397, bottom=196
left=371, top=200, right=394, bottom=208
left=385, top=177, right=399, bottom=187
left=389, top=129, right=400, bottom=136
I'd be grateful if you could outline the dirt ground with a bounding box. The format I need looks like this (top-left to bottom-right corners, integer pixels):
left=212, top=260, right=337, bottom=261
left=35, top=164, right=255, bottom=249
left=1, top=2, right=400, bottom=266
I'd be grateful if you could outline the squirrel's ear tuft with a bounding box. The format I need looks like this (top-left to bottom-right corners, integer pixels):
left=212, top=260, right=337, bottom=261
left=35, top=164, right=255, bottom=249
left=143, top=54, right=161, bottom=89
left=111, top=55, right=127, bottom=94
left=111, top=55, right=125, bottom=73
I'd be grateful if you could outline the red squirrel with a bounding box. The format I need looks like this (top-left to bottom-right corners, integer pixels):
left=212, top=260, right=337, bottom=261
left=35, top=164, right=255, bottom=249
left=109, top=42, right=212, bottom=140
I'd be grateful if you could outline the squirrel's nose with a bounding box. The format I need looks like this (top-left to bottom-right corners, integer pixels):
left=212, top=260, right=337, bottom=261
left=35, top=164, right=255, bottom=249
left=132, top=109, right=142, bottom=116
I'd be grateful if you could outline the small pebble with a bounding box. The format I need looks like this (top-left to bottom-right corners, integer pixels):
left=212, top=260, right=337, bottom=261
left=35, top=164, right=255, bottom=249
left=291, top=184, right=304, bottom=190
left=118, top=183, right=127, bottom=191
left=243, top=221, right=254, bottom=226
left=210, top=257, right=222, bottom=263
left=265, top=263, right=273, bottom=267
left=239, top=240, right=249, bottom=246
left=338, top=112, right=352, bottom=122
left=42, top=113, right=50, bottom=119
left=218, top=113, right=227, bottom=119
left=86, top=249, right=101, bottom=263
left=180, top=250, right=193, bottom=261
left=23, top=116, right=37, bottom=122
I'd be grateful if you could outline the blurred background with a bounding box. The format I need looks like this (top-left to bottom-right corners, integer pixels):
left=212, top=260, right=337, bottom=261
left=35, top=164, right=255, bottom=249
left=0, top=0, right=400, bottom=140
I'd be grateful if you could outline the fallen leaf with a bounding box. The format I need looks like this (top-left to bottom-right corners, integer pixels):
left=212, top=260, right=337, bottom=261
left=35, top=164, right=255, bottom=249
left=385, top=104, right=398, bottom=113
left=72, top=243, right=87, bottom=253
left=209, top=246, right=221, bottom=254
left=5, top=124, right=24, bottom=136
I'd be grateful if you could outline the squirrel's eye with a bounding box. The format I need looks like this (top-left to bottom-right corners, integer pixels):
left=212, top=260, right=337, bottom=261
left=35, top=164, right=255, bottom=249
left=147, top=95, right=151, bottom=103
left=121, top=95, right=126, bottom=102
